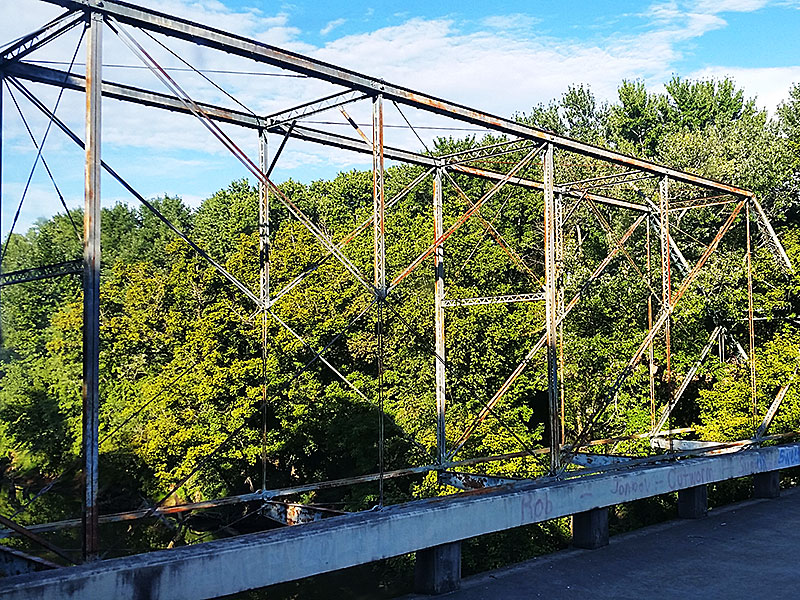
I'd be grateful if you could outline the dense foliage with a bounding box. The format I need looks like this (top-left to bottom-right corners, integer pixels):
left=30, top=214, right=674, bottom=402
left=1, top=76, right=799, bottom=569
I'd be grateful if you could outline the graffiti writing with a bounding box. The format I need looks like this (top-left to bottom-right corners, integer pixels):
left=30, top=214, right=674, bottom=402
left=520, top=493, right=553, bottom=522
left=667, top=466, right=713, bottom=491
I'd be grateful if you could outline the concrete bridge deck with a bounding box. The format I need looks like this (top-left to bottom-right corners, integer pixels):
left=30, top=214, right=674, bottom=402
left=408, top=485, right=800, bottom=600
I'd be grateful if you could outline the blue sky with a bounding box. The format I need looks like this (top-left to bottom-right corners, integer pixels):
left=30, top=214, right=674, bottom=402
left=2, top=0, right=800, bottom=239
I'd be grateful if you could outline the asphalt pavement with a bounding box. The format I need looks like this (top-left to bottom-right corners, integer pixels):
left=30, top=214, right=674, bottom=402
left=405, top=485, right=800, bottom=600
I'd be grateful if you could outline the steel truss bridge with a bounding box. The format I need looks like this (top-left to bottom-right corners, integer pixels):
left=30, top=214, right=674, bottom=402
left=0, top=1, right=797, bottom=597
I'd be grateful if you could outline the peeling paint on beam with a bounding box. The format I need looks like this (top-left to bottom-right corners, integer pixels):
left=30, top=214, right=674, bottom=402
left=3, top=62, right=264, bottom=129
left=570, top=453, right=633, bottom=467
left=439, top=471, right=523, bottom=490
left=650, top=438, right=749, bottom=455
left=3, top=443, right=799, bottom=600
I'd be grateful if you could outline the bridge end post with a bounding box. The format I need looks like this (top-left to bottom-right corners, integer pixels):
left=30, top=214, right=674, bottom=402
left=678, top=485, right=708, bottom=518
left=414, top=542, right=462, bottom=595
left=572, top=507, right=609, bottom=549
left=753, top=471, right=780, bottom=499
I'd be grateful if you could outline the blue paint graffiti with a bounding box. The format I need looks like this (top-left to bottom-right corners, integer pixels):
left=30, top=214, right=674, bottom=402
left=778, top=446, right=800, bottom=468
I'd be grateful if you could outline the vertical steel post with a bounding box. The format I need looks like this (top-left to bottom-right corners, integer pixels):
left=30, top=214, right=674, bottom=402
left=372, top=94, right=386, bottom=505
left=556, top=193, right=565, bottom=442
left=659, top=177, right=671, bottom=435
left=258, top=129, right=269, bottom=492
left=746, top=200, right=756, bottom=428
left=543, top=144, right=561, bottom=473
left=259, top=129, right=269, bottom=309
left=647, top=219, right=655, bottom=428
left=433, top=168, right=446, bottom=464
left=82, top=10, right=102, bottom=562
left=0, top=74, right=4, bottom=346
left=372, top=94, right=386, bottom=296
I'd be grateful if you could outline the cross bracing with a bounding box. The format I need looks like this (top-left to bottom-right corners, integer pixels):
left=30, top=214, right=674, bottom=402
left=0, top=0, right=798, bottom=596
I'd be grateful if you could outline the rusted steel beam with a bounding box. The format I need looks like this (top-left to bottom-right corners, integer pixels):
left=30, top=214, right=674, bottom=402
left=645, top=205, right=691, bottom=273
left=557, top=190, right=566, bottom=442
left=756, top=370, right=798, bottom=439
left=263, top=123, right=293, bottom=181
left=659, top=177, right=672, bottom=428
left=0, top=260, right=82, bottom=287
left=571, top=432, right=799, bottom=479
left=436, top=138, right=521, bottom=160
left=389, top=149, right=540, bottom=290
left=652, top=326, right=724, bottom=435
left=0, top=514, right=75, bottom=565
left=3, top=61, right=264, bottom=128
left=0, top=493, right=266, bottom=538
left=339, top=105, right=373, bottom=147
left=36, top=0, right=754, bottom=197
left=258, top=129, right=270, bottom=492
left=747, top=201, right=757, bottom=429
left=260, top=464, right=438, bottom=500
left=668, top=197, right=740, bottom=212
left=451, top=164, right=652, bottom=213
left=575, top=173, right=655, bottom=192
left=560, top=169, right=641, bottom=188
left=440, top=139, right=540, bottom=167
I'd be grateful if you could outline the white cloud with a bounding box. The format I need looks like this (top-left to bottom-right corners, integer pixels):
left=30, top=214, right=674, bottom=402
left=641, top=2, right=727, bottom=48
left=693, top=0, right=771, bottom=13
left=482, top=14, right=541, bottom=30
left=638, top=0, right=799, bottom=113
left=688, top=65, right=800, bottom=112
left=1, top=180, right=82, bottom=238
left=647, top=0, right=683, bottom=23
left=320, top=18, right=346, bottom=36
left=312, top=17, right=676, bottom=116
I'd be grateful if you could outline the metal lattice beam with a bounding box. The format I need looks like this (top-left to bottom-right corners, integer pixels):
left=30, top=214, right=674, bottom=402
left=441, top=293, right=545, bottom=307
left=0, top=260, right=81, bottom=287
left=5, top=63, right=698, bottom=220
left=33, top=0, right=753, bottom=197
